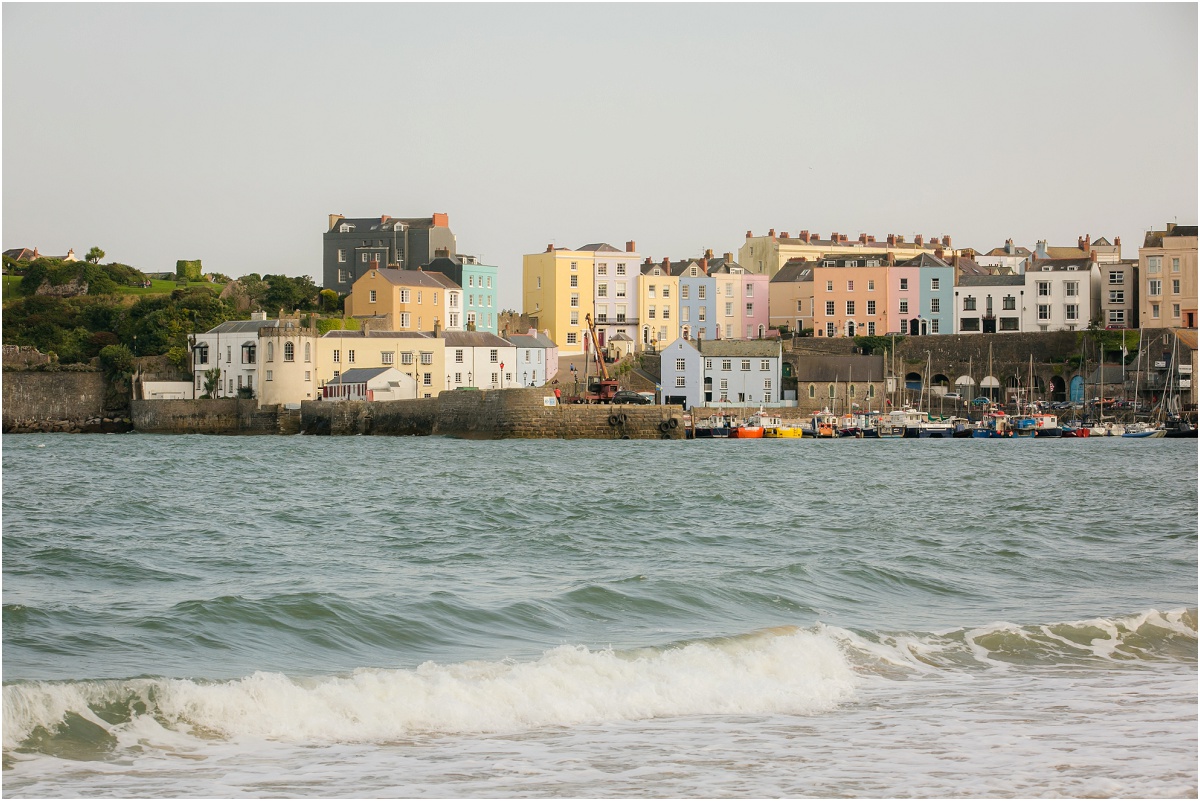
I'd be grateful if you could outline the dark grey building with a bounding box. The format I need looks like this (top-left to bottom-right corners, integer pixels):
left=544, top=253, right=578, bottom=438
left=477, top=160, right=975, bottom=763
left=323, top=213, right=457, bottom=291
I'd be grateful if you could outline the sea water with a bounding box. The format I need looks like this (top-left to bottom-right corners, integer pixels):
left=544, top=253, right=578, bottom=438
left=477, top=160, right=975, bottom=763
left=2, top=434, right=1196, bottom=797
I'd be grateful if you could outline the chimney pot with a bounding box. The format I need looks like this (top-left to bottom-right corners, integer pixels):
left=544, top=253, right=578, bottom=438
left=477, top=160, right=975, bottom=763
left=546, top=243, right=553, bottom=252
left=942, top=235, right=951, bottom=247
left=800, top=230, right=809, bottom=243
left=626, top=240, right=636, bottom=253
left=746, top=230, right=753, bottom=238
left=700, top=257, right=708, bottom=273
left=768, top=228, right=776, bottom=238
left=780, top=231, right=789, bottom=239
left=705, top=248, right=714, bottom=259
left=887, top=234, right=896, bottom=246
left=662, top=257, right=670, bottom=269
left=724, top=252, right=733, bottom=262
left=831, top=232, right=838, bottom=243
left=858, top=233, right=867, bottom=244
left=915, top=235, right=924, bottom=246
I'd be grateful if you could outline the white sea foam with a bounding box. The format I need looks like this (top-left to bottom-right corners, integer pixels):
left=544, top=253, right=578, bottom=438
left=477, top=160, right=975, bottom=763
left=3, top=627, right=858, bottom=746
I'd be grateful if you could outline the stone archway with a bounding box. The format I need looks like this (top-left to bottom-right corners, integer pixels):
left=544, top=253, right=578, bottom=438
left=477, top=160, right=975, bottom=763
left=980, top=375, right=1001, bottom=400
left=1049, top=375, right=1067, bottom=402
left=931, top=373, right=950, bottom=395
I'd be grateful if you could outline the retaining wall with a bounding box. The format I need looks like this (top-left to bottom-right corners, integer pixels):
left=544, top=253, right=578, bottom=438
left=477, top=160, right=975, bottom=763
left=131, top=398, right=268, bottom=434
left=2, top=371, right=111, bottom=431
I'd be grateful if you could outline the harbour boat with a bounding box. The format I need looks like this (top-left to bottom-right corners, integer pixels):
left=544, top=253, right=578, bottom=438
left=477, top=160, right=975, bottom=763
left=1121, top=422, right=1166, bottom=438
left=694, top=415, right=732, bottom=438
left=1089, top=421, right=1125, bottom=437
left=809, top=408, right=840, bottom=438
left=730, top=411, right=764, bottom=439
left=1163, top=416, right=1198, bottom=438
left=876, top=408, right=909, bottom=438
left=762, top=414, right=803, bottom=438
left=1031, top=413, right=1062, bottom=438
left=972, top=411, right=1014, bottom=438
left=1061, top=423, right=1091, bottom=438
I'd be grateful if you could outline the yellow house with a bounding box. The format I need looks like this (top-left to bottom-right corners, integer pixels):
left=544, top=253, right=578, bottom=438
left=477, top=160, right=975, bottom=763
left=318, top=330, right=446, bottom=399
left=345, top=267, right=462, bottom=333
left=1139, top=223, right=1198, bottom=329
left=738, top=229, right=953, bottom=279
left=258, top=316, right=321, bottom=406
left=636, top=257, right=680, bottom=350
left=523, top=246, right=595, bottom=355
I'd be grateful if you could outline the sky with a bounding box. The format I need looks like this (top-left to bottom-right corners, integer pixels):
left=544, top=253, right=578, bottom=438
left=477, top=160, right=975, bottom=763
left=3, top=3, right=1197, bottom=312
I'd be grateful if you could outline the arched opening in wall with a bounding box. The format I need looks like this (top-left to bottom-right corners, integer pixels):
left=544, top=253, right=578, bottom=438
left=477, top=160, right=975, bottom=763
left=1031, top=375, right=1046, bottom=400
left=955, top=376, right=976, bottom=394
left=1005, top=375, right=1021, bottom=403
left=905, top=372, right=923, bottom=392
left=1069, top=375, right=1085, bottom=402
left=980, top=375, right=1000, bottom=400
left=682, top=325, right=691, bottom=341
left=808, top=383, right=816, bottom=399
left=1049, top=375, right=1067, bottom=402
left=642, top=326, right=650, bottom=345
left=931, top=373, right=950, bottom=395
left=847, top=321, right=856, bottom=337
left=758, top=325, right=765, bottom=339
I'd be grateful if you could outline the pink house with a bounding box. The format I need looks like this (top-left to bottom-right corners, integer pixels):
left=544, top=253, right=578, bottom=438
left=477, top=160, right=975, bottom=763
left=741, top=273, right=771, bottom=338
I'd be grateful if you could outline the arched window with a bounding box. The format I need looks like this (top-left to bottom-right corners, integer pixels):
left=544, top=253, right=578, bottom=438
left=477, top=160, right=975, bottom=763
left=828, top=384, right=836, bottom=399
left=868, top=384, right=876, bottom=398
left=284, top=342, right=295, bottom=362
left=808, top=384, right=816, bottom=398
left=266, top=342, right=274, bottom=362
left=849, top=384, right=856, bottom=398
left=304, top=342, right=311, bottom=362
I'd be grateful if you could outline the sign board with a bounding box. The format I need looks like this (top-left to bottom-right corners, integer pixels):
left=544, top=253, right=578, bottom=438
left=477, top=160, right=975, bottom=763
left=543, top=396, right=557, bottom=406
left=1154, top=361, right=1168, bottom=369
left=1179, top=364, right=1192, bottom=375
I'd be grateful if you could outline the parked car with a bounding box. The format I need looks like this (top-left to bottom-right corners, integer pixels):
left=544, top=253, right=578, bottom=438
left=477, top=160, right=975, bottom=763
left=941, top=392, right=964, bottom=401
left=611, top=390, right=652, bottom=405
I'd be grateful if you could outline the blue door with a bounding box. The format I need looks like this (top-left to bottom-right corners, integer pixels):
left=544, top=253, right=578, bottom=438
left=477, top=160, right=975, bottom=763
left=1069, top=375, right=1084, bottom=402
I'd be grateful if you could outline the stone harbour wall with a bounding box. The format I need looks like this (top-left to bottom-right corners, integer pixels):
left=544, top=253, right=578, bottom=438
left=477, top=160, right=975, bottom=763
left=2, top=371, right=116, bottom=432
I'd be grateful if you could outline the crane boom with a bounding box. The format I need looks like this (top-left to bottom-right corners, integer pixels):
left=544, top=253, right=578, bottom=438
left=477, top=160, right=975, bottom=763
left=585, top=313, right=609, bottom=380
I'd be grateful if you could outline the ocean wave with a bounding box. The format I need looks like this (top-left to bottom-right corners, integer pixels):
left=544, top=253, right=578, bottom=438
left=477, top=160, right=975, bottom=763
left=5, top=609, right=1194, bottom=755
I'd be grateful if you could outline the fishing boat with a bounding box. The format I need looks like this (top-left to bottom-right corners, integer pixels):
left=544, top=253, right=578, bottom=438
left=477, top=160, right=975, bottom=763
left=1061, top=422, right=1091, bottom=438
left=1089, top=421, right=1125, bottom=437
left=1121, top=421, right=1166, bottom=438
left=809, top=408, right=840, bottom=438
left=729, top=411, right=764, bottom=439
left=762, top=414, right=802, bottom=438
left=1030, top=413, right=1062, bottom=437
left=972, top=411, right=1014, bottom=438
left=693, top=414, right=732, bottom=438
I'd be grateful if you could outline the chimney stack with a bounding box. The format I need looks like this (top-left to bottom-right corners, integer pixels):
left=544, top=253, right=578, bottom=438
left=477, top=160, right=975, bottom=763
left=545, top=243, right=553, bottom=252
left=858, top=233, right=868, bottom=244
left=831, top=232, right=839, bottom=243
left=643, top=256, right=653, bottom=265
left=780, top=231, right=789, bottom=239
left=1084, top=234, right=1091, bottom=253
left=724, top=252, right=733, bottom=262
left=768, top=228, right=776, bottom=238
left=705, top=248, right=714, bottom=259
left=626, top=240, right=636, bottom=253
left=433, top=318, right=442, bottom=338
left=935, top=247, right=945, bottom=260
left=700, top=257, right=709, bottom=273
left=662, top=257, right=670, bottom=270
left=800, top=230, right=810, bottom=243
left=915, top=234, right=924, bottom=246
left=746, top=230, right=753, bottom=238
left=887, top=234, right=896, bottom=246
left=887, top=252, right=895, bottom=266
left=942, top=235, right=951, bottom=248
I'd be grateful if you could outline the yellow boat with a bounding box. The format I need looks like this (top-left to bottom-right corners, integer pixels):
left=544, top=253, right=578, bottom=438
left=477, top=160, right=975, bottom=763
left=762, top=413, right=803, bottom=438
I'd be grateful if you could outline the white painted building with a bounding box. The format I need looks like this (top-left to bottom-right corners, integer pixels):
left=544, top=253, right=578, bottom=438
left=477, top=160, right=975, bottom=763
left=954, top=275, right=1027, bottom=334
left=1021, top=258, right=1102, bottom=332
left=442, top=331, right=519, bottom=390
left=506, top=329, right=557, bottom=387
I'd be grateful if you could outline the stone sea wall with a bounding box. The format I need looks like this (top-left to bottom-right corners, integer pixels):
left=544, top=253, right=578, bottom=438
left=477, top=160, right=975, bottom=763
left=2, top=371, right=122, bottom=432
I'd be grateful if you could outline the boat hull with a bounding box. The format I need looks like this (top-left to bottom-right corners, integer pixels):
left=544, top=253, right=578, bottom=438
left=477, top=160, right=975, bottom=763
left=730, top=427, right=764, bottom=439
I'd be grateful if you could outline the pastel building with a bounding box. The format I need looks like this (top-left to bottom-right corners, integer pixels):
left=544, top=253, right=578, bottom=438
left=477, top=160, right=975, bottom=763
left=769, top=260, right=816, bottom=334
left=523, top=245, right=596, bottom=355
left=954, top=275, right=1026, bottom=333
left=674, top=258, right=716, bottom=343
left=189, top=311, right=321, bottom=404
left=1022, top=258, right=1102, bottom=332
left=420, top=254, right=499, bottom=334
left=319, top=330, right=446, bottom=398
left=739, top=229, right=954, bottom=279
left=344, top=267, right=463, bottom=333
left=898, top=253, right=954, bottom=335
left=637, top=258, right=680, bottom=349
left=507, top=329, right=559, bottom=387
left=706, top=252, right=748, bottom=340
left=809, top=255, right=893, bottom=338
left=584, top=242, right=641, bottom=348
left=1139, top=223, right=1198, bottom=329
left=441, top=331, right=519, bottom=390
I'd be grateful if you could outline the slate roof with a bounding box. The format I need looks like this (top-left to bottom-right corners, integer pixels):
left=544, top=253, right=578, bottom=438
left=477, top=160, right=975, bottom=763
left=954, top=256, right=993, bottom=276
left=423, top=271, right=462, bottom=290
left=320, top=330, right=432, bottom=339
left=772, top=261, right=815, bottom=283
left=793, top=355, right=886, bottom=383
left=706, top=256, right=746, bottom=274
left=327, top=367, right=395, bottom=385
left=204, top=319, right=285, bottom=335
left=441, top=331, right=513, bottom=348
left=694, top=339, right=781, bottom=358
left=330, top=216, right=441, bottom=233
left=1045, top=246, right=1088, bottom=259
left=983, top=244, right=1032, bottom=257
left=576, top=243, right=623, bottom=253
left=1028, top=257, right=1092, bottom=272
left=3, top=247, right=38, bottom=261
left=508, top=332, right=557, bottom=349
left=897, top=253, right=952, bottom=268
left=372, top=267, right=456, bottom=289
left=957, top=275, right=1025, bottom=287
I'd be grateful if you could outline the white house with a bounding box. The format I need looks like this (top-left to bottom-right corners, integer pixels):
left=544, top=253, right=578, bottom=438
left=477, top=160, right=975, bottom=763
left=660, top=337, right=783, bottom=409
left=506, top=329, right=558, bottom=387
left=190, top=311, right=320, bottom=405
left=954, top=275, right=1026, bottom=334
left=1021, top=258, right=1102, bottom=332
left=442, top=331, right=519, bottom=390
left=321, top=367, right=416, bottom=401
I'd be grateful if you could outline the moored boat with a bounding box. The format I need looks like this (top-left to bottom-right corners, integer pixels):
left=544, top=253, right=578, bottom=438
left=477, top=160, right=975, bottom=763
left=762, top=414, right=803, bottom=438
left=809, top=408, right=840, bottom=438
left=730, top=411, right=764, bottom=438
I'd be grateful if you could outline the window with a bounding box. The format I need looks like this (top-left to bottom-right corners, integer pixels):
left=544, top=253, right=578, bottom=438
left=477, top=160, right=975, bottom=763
left=266, top=370, right=273, bottom=381
left=1152, top=304, right=1160, bottom=319
left=847, top=280, right=855, bottom=291
left=846, top=261, right=857, bottom=268
left=1003, top=295, right=1016, bottom=311
left=423, top=373, right=432, bottom=387
left=1065, top=281, right=1079, bottom=297
left=663, top=307, right=670, bottom=319
left=570, top=311, right=579, bottom=326
left=332, top=349, right=340, bottom=363
left=648, top=306, right=656, bottom=319
left=615, top=282, right=626, bottom=298
left=675, top=376, right=687, bottom=388
left=304, top=371, right=311, bottom=382
left=696, top=307, right=705, bottom=322
left=930, top=298, right=940, bottom=313
left=401, top=352, right=413, bottom=365
left=1109, top=290, right=1125, bottom=304
left=361, top=253, right=370, bottom=263
left=616, top=305, right=627, bottom=323
left=1038, top=304, right=1051, bottom=320
left=226, top=345, right=232, bottom=363
left=196, top=345, right=209, bottom=365
left=597, top=283, right=608, bottom=297
left=662, top=286, right=670, bottom=298
left=490, top=349, right=499, bottom=363
left=1173, top=303, right=1181, bottom=318
left=900, top=278, right=909, bottom=291
left=570, top=293, right=579, bottom=307
left=1108, top=309, right=1126, bottom=324
left=931, top=278, right=940, bottom=290
left=825, top=300, right=835, bottom=316
left=399, top=312, right=411, bottom=329
left=1149, top=279, right=1162, bottom=296
left=455, top=349, right=464, bottom=363
left=963, top=296, right=976, bottom=311
left=469, top=275, right=475, bottom=287
left=826, top=280, right=834, bottom=292
left=745, top=284, right=754, bottom=298
left=569, top=275, right=578, bottom=288
left=828, top=384, right=836, bottom=399
left=1066, top=304, right=1079, bottom=321
left=960, top=318, right=980, bottom=332
left=808, top=384, right=816, bottom=398
left=705, top=359, right=713, bottom=370
left=1147, top=256, right=1162, bottom=274
left=698, top=286, right=706, bottom=300
left=455, top=372, right=462, bottom=383
left=348, top=350, right=355, bottom=363
left=597, top=264, right=607, bottom=276
left=1172, top=279, right=1181, bottom=294
left=725, top=302, right=733, bottom=316
left=867, top=300, right=876, bottom=315
left=420, top=352, right=433, bottom=365
left=760, top=359, right=770, bottom=371
left=616, top=264, right=626, bottom=276
left=648, top=286, right=656, bottom=299
left=1109, top=271, right=1124, bottom=285
left=899, top=300, right=909, bottom=314
left=1037, top=282, right=1051, bottom=297
left=369, top=289, right=377, bottom=303
left=900, top=320, right=908, bottom=334
left=675, top=358, right=687, bottom=370
left=1172, top=258, right=1180, bottom=273
left=338, top=269, right=350, bottom=284
left=570, top=261, right=578, bottom=271
left=826, top=322, right=835, bottom=337
left=400, top=289, right=410, bottom=303
left=846, top=300, right=855, bottom=315
left=796, top=300, right=804, bottom=313
left=284, top=342, right=295, bottom=362
left=868, top=322, right=876, bottom=335
left=567, top=332, right=577, bottom=344
left=745, top=303, right=754, bottom=315
left=1000, top=318, right=1019, bottom=331
left=741, top=359, right=751, bottom=371
left=681, top=286, right=690, bottom=299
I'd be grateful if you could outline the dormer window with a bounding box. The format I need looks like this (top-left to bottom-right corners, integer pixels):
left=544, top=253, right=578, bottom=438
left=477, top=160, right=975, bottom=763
left=339, top=223, right=352, bottom=233
left=1042, top=266, right=1051, bottom=271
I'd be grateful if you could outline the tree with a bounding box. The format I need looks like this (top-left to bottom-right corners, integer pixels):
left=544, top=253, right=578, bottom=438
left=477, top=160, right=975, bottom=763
left=201, top=367, right=222, bottom=399
left=86, top=246, right=106, bottom=264
left=98, top=344, right=135, bottom=379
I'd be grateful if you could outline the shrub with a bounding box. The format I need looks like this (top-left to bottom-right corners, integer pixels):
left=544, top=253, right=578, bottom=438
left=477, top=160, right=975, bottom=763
left=176, top=260, right=203, bottom=281
left=98, top=344, right=135, bottom=378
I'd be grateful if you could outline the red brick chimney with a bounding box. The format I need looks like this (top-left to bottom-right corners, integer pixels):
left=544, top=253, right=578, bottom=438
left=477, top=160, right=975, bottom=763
left=700, top=257, right=709, bottom=273
left=662, top=257, right=670, bottom=270
left=935, top=247, right=945, bottom=260
left=858, top=233, right=868, bottom=244
left=626, top=241, right=636, bottom=252
left=915, top=234, right=924, bottom=246
left=1115, top=236, right=1121, bottom=248
left=431, top=213, right=449, bottom=228
left=746, top=230, right=753, bottom=238
left=887, top=252, right=895, bottom=266
left=841, top=234, right=849, bottom=243
left=381, top=215, right=390, bottom=224
left=1084, top=234, right=1091, bottom=253
left=545, top=244, right=554, bottom=252
left=768, top=228, right=776, bottom=238
left=780, top=231, right=789, bottom=239
left=643, top=256, right=653, bottom=265
left=800, top=230, right=810, bottom=243
left=942, top=235, right=951, bottom=248
left=831, top=232, right=839, bottom=243
left=887, top=234, right=896, bottom=246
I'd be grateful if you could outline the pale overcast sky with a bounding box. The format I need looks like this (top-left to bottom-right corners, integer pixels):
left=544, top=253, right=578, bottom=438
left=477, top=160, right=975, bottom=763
left=3, top=3, right=1196, bottom=311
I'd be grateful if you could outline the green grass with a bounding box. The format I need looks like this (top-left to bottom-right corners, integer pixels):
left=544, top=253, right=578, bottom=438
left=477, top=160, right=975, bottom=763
left=2, top=276, right=224, bottom=303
